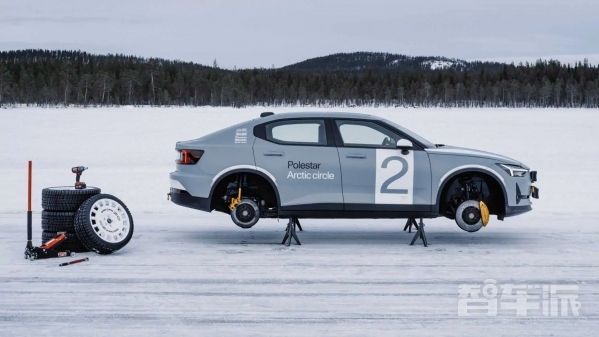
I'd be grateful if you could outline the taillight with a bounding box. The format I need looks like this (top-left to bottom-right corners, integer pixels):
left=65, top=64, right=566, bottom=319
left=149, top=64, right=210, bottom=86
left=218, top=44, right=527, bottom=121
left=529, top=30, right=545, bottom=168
left=176, top=149, right=204, bottom=165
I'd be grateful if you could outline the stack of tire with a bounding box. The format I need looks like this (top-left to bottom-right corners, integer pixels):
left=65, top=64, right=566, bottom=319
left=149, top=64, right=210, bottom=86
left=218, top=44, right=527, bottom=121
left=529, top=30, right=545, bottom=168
left=41, top=187, right=134, bottom=254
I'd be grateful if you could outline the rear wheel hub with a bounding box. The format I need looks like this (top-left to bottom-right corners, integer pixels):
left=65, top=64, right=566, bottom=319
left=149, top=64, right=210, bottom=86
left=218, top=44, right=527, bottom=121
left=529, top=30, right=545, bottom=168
left=236, top=203, right=255, bottom=223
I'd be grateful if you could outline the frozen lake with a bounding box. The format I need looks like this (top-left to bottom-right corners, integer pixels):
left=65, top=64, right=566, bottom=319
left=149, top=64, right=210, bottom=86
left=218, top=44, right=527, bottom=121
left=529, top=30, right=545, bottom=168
left=1, top=107, right=598, bottom=336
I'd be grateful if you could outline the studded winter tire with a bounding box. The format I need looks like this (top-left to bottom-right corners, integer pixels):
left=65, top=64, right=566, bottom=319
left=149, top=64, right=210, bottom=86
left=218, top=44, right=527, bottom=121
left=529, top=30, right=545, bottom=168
left=74, top=194, right=134, bottom=254
left=42, top=187, right=101, bottom=211
left=41, top=211, right=75, bottom=232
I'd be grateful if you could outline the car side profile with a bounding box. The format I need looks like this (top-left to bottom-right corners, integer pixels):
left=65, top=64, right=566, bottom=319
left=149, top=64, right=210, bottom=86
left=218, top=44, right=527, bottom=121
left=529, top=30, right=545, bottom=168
left=169, top=112, right=538, bottom=233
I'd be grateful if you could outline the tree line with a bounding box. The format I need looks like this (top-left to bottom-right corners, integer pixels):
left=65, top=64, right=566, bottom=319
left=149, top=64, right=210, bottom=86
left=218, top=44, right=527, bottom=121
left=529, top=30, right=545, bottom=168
left=1, top=49, right=598, bottom=108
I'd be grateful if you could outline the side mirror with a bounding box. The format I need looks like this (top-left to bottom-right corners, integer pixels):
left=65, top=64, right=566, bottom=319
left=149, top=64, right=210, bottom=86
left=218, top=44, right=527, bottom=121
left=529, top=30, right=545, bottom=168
left=396, top=139, right=413, bottom=149
left=396, top=139, right=413, bottom=155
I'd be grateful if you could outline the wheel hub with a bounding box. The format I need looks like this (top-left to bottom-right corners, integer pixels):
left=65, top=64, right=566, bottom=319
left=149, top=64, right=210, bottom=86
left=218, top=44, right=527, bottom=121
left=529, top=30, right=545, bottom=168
left=461, top=206, right=481, bottom=225
left=236, top=204, right=255, bottom=223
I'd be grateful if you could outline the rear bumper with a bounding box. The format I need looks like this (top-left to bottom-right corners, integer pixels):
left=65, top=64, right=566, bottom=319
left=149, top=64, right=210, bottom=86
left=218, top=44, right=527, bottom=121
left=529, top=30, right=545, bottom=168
left=169, top=188, right=211, bottom=212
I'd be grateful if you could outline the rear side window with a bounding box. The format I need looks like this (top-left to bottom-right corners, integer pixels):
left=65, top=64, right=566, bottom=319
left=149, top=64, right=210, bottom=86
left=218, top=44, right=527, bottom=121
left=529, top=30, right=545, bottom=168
left=266, top=119, right=327, bottom=146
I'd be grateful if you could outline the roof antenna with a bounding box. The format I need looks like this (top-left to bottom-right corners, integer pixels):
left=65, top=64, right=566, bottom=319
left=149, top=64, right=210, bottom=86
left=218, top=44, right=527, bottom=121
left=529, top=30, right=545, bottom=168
left=260, top=112, right=274, bottom=117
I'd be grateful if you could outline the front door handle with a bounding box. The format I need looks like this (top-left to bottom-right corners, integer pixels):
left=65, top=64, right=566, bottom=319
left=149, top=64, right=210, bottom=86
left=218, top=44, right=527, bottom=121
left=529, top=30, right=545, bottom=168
left=346, top=153, right=366, bottom=159
left=264, top=151, right=285, bottom=157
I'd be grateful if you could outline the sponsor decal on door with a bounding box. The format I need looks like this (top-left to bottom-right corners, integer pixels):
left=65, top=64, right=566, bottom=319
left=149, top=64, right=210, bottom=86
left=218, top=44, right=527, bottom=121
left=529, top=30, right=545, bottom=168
left=286, top=161, right=335, bottom=179
left=375, top=149, right=414, bottom=204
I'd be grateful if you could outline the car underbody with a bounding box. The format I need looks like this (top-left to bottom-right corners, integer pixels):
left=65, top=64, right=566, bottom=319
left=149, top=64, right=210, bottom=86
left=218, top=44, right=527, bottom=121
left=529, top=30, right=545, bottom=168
left=170, top=169, right=532, bottom=231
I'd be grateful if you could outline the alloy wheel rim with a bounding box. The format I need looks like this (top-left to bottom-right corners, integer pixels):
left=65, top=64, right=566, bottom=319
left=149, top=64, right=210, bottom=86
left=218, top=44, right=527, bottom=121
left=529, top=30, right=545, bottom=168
left=89, top=198, right=131, bottom=243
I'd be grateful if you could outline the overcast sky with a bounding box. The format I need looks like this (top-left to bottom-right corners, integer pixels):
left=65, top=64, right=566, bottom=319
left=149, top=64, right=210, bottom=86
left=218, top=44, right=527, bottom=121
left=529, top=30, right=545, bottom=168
left=1, top=0, right=597, bottom=69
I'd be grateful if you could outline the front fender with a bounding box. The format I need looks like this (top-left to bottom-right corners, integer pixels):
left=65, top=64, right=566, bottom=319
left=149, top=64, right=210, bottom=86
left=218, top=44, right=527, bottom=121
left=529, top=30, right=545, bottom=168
left=434, top=166, right=508, bottom=209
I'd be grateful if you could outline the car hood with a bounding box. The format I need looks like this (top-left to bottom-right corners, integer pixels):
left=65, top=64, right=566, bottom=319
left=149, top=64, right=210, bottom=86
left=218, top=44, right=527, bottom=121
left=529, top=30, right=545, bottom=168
left=425, top=146, right=524, bottom=167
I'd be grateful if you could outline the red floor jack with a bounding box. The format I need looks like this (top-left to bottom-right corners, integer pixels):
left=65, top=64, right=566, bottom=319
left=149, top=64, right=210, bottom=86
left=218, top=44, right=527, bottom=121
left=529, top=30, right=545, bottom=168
left=24, top=161, right=74, bottom=261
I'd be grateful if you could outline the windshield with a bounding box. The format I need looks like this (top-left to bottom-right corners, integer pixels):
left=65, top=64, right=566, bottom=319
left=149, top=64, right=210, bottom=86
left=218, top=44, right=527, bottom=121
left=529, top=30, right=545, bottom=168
left=381, top=118, right=436, bottom=148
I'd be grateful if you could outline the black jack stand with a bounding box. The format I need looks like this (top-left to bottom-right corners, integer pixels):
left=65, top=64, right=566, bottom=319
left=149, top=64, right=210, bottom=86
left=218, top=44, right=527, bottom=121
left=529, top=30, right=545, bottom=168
left=409, top=218, right=428, bottom=247
left=294, top=218, right=303, bottom=231
left=403, top=218, right=419, bottom=233
left=282, top=217, right=301, bottom=246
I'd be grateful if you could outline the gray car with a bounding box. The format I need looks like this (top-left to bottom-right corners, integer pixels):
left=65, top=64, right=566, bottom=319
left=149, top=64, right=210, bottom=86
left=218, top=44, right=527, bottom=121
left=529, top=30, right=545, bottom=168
left=169, top=112, right=538, bottom=233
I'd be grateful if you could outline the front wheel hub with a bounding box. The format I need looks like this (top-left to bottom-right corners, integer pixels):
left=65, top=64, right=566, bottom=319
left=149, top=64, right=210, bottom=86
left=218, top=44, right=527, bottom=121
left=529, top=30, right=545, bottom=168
left=462, top=206, right=481, bottom=225
left=455, top=200, right=484, bottom=233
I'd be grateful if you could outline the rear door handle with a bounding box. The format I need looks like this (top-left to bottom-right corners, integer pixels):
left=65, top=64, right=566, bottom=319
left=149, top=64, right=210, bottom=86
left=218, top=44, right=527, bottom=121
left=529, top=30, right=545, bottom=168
left=346, top=153, right=366, bottom=159
left=264, top=151, right=285, bottom=157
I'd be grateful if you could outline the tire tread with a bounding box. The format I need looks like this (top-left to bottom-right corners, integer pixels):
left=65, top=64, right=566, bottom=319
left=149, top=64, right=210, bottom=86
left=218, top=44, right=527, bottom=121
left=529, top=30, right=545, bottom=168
left=41, top=211, right=75, bottom=232
left=42, top=187, right=101, bottom=211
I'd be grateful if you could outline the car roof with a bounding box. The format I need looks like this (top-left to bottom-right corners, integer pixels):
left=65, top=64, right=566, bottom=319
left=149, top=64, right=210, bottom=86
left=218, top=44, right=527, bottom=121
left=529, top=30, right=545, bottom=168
left=259, top=111, right=379, bottom=121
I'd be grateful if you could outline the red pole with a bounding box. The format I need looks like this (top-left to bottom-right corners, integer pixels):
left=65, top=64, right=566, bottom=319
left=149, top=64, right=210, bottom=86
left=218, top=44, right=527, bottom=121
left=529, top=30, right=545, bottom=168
left=26, top=161, right=33, bottom=248
left=28, top=161, right=32, bottom=212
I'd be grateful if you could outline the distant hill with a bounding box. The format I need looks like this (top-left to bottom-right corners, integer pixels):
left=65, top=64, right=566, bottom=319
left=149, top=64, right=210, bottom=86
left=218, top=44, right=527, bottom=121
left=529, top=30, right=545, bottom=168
left=282, top=52, right=504, bottom=72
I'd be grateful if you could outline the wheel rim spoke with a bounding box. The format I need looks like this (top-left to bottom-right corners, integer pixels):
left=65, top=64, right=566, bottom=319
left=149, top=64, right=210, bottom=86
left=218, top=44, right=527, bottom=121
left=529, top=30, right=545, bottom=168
left=89, top=198, right=131, bottom=243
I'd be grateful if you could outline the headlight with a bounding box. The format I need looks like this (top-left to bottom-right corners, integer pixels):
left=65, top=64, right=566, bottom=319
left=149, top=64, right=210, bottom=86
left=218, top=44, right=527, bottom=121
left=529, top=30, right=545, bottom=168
left=497, top=163, right=528, bottom=177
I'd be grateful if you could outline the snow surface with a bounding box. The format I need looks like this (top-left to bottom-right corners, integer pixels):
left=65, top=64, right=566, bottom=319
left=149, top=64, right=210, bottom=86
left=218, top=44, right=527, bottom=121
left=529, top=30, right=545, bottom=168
left=421, top=59, right=462, bottom=70
left=389, top=58, right=462, bottom=69
left=1, top=107, right=599, bottom=336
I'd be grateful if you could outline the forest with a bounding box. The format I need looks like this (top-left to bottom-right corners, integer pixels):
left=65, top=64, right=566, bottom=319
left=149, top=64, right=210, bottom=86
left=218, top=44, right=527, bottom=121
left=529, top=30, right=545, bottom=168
left=0, top=49, right=598, bottom=108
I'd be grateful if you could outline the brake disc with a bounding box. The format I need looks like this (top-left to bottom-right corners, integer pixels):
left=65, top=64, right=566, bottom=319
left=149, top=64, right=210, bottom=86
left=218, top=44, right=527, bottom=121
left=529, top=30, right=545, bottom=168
left=455, top=200, right=484, bottom=233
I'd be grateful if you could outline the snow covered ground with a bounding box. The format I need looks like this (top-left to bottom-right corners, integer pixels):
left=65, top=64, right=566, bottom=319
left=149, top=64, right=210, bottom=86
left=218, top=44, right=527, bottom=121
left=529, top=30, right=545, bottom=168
left=1, top=107, right=598, bottom=336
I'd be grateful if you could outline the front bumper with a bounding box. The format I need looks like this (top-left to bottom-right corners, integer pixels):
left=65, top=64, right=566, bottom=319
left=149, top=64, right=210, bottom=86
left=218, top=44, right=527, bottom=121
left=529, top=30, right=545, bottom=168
left=504, top=170, right=537, bottom=218
left=504, top=204, right=532, bottom=217
left=169, top=188, right=211, bottom=212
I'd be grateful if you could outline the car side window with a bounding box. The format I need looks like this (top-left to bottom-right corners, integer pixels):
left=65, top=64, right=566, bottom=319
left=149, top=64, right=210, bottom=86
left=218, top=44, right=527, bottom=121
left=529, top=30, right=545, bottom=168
left=335, top=120, right=401, bottom=148
left=266, top=119, right=327, bottom=146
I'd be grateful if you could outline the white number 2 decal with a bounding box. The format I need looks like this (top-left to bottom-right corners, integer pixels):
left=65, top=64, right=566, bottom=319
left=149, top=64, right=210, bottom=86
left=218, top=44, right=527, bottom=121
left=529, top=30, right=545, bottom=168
left=375, top=149, right=414, bottom=204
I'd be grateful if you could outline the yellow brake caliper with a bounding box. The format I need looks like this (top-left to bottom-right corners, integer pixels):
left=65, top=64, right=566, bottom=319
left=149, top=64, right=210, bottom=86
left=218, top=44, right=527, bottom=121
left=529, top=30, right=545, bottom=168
left=479, top=201, right=490, bottom=227
left=229, top=187, right=242, bottom=211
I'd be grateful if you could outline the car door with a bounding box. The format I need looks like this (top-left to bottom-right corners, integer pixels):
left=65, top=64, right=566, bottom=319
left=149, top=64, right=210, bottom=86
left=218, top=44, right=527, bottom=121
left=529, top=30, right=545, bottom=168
left=253, top=118, right=343, bottom=210
left=332, top=119, right=432, bottom=212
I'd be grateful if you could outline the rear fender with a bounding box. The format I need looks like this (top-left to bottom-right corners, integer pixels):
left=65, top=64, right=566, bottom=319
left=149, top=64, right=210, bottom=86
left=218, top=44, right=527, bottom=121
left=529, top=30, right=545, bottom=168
left=208, top=168, right=281, bottom=210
